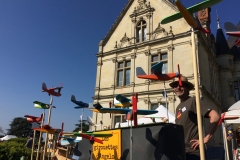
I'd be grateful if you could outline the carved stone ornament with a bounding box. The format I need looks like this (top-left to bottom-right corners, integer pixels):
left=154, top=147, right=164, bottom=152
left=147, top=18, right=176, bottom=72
left=167, top=45, right=174, bottom=51
left=157, top=98, right=161, bottom=103
left=112, top=58, right=117, bottom=63
left=167, top=96, right=175, bottom=103
left=144, top=98, right=150, bottom=104
left=153, top=23, right=165, bottom=34
left=97, top=61, right=102, bottom=66
left=130, top=1, right=155, bottom=18
left=145, top=50, right=151, bottom=56
left=130, top=82, right=135, bottom=87
left=120, top=33, right=130, bottom=43
left=145, top=80, right=150, bottom=85
left=131, top=53, right=136, bottom=59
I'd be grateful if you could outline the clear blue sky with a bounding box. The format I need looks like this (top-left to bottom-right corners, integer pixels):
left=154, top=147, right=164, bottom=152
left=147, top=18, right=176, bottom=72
left=0, top=0, right=239, bottom=133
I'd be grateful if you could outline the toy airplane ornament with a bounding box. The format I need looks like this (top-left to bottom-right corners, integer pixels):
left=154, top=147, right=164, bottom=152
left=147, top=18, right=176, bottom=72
left=71, top=95, right=89, bottom=108
left=42, top=83, right=63, bottom=97
left=136, top=62, right=179, bottom=81
left=114, top=95, right=132, bottom=107
left=32, top=124, right=61, bottom=134
left=24, top=114, right=43, bottom=123
left=137, top=62, right=182, bottom=86
left=59, top=136, right=81, bottom=146
left=71, top=95, right=90, bottom=132
left=91, top=93, right=158, bottom=128
left=224, top=22, right=240, bottom=47
left=161, top=0, right=222, bottom=33
left=33, top=101, right=53, bottom=109
left=218, top=112, right=239, bottom=126
left=73, top=132, right=113, bottom=144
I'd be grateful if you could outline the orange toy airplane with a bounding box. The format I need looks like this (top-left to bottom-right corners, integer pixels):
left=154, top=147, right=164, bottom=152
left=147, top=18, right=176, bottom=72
left=24, top=114, right=43, bottom=123
left=42, top=83, right=63, bottom=97
left=136, top=62, right=180, bottom=81
left=32, top=124, right=61, bottom=134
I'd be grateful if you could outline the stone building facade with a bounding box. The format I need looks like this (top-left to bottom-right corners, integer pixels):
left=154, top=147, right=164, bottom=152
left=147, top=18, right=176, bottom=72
left=92, top=0, right=240, bottom=147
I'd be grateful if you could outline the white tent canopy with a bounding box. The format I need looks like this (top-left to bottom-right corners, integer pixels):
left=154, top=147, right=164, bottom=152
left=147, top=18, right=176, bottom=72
left=0, top=135, right=17, bottom=141
left=115, top=105, right=175, bottom=128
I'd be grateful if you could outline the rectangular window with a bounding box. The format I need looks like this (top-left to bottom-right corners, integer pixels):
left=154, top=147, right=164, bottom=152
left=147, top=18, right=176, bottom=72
left=151, top=103, right=158, bottom=110
left=117, top=61, right=131, bottom=86
left=234, top=81, right=240, bottom=101
left=114, top=115, right=127, bottom=124
left=150, top=52, right=168, bottom=73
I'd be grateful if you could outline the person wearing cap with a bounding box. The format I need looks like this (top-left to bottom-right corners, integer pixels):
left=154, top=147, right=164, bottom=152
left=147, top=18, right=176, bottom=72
left=169, top=76, right=220, bottom=160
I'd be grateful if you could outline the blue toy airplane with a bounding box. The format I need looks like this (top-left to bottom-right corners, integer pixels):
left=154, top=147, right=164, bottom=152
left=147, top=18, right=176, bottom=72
left=71, top=95, right=89, bottom=108
left=90, top=93, right=158, bottom=128
left=114, top=94, right=132, bottom=107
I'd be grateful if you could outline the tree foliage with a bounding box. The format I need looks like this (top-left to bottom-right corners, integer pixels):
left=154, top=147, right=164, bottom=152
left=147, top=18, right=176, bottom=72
left=7, top=117, right=38, bottom=138
left=73, top=120, right=89, bottom=132
left=0, top=138, right=35, bottom=160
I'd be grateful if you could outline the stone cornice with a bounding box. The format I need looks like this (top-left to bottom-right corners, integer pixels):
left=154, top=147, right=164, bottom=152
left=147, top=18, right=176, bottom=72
left=96, top=31, right=191, bottom=57
left=219, top=66, right=234, bottom=72
left=92, top=88, right=174, bottom=100
left=161, top=0, right=178, bottom=12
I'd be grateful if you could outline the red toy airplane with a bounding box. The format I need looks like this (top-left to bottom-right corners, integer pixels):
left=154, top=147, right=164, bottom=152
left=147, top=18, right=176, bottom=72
left=42, top=83, right=63, bottom=97
left=32, top=124, right=61, bottom=134
left=137, top=62, right=182, bottom=86
left=24, top=114, right=43, bottom=123
left=224, top=22, right=240, bottom=47
left=218, top=112, right=239, bottom=126
left=80, top=133, right=103, bottom=144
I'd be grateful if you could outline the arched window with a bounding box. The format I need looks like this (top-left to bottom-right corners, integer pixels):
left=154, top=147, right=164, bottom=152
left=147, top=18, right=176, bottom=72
left=136, top=20, right=147, bottom=43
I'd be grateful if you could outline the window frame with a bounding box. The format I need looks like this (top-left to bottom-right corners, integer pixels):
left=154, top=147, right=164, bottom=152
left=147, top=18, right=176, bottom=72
left=136, top=20, right=147, bottom=43
left=114, top=115, right=127, bottom=124
left=117, top=60, right=131, bottom=86
left=234, top=80, right=240, bottom=101
left=150, top=52, right=168, bottom=74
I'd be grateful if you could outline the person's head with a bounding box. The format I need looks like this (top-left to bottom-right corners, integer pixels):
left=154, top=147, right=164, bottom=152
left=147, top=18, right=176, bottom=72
left=169, top=76, right=194, bottom=100
left=28, top=134, right=33, bottom=138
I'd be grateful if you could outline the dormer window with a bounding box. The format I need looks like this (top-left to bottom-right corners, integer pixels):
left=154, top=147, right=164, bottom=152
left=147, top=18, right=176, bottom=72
left=136, top=20, right=147, bottom=43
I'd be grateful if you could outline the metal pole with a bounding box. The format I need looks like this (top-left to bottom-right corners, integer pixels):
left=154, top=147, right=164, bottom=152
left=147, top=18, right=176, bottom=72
left=163, top=81, right=169, bottom=122
left=130, top=120, right=133, bottom=160
left=36, top=112, right=45, bottom=160
left=191, top=29, right=205, bottom=159
left=81, top=108, right=83, bottom=133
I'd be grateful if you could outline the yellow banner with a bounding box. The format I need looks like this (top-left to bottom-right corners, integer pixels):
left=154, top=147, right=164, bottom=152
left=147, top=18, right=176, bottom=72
left=92, top=129, right=121, bottom=160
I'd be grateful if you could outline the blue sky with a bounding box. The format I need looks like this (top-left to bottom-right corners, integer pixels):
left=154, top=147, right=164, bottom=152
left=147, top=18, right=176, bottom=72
left=0, top=0, right=239, bottom=133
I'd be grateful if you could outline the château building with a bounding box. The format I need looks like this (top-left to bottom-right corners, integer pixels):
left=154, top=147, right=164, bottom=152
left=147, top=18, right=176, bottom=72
left=92, top=0, right=240, bottom=147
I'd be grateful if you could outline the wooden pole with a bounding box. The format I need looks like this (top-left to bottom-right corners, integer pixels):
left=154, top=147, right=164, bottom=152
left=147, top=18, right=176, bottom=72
left=191, top=29, right=205, bottom=160
left=36, top=112, right=45, bottom=160
left=43, top=105, right=53, bottom=160
left=31, top=130, right=36, bottom=160
left=66, top=146, right=69, bottom=160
